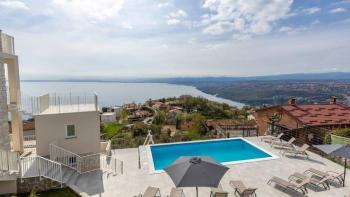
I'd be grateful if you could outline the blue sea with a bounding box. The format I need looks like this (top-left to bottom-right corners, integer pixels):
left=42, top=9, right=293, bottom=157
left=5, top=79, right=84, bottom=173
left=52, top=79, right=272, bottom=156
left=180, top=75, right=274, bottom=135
left=20, top=81, right=244, bottom=107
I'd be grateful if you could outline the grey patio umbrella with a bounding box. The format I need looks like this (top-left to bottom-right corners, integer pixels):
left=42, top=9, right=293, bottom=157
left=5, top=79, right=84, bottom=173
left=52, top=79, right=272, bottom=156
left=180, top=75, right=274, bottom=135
left=164, top=156, right=229, bottom=197
left=314, top=144, right=350, bottom=187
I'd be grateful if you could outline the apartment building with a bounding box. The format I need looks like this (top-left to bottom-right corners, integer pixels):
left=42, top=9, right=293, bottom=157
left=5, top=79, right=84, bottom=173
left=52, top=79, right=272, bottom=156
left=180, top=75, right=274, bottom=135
left=0, top=31, right=118, bottom=196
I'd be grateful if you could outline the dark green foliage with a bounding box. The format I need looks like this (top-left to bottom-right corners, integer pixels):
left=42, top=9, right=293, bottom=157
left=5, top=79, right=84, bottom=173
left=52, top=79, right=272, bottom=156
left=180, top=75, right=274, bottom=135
left=177, top=96, right=236, bottom=119
left=324, top=128, right=350, bottom=144
left=23, top=188, right=79, bottom=197
left=101, top=123, right=124, bottom=139
left=190, top=113, right=207, bottom=135
left=105, top=96, right=253, bottom=149
left=132, top=126, right=148, bottom=137
left=154, top=111, right=166, bottom=125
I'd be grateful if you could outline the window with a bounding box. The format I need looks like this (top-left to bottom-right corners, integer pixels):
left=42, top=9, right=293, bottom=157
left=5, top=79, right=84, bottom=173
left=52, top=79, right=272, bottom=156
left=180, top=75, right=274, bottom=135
left=66, top=124, right=76, bottom=138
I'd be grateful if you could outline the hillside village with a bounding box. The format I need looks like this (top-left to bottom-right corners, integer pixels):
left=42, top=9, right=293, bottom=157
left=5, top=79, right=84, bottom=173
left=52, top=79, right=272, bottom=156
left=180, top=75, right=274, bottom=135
left=100, top=95, right=256, bottom=148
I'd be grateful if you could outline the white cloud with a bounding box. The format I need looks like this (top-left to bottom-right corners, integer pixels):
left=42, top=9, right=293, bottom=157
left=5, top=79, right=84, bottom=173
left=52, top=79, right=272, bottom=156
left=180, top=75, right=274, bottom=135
left=187, top=38, right=197, bottom=44
left=121, top=22, right=133, bottom=29
left=329, top=7, right=347, bottom=14
left=0, top=0, right=28, bottom=10
left=202, top=21, right=235, bottom=35
left=167, top=9, right=187, bottom=25
left=279, top=26, right=293, bottom=33
left=332, top=0, right=350, bottom=5
left=167, top=18, right=180, bottom=25
left=302, top=7, right=321, bottom=15
left=279, top=26, right=307, bottom=35
left=201, top=0, right=293, bottom=35
left=311, top=20, right=321, bottom=26
left=232, top=34, right=250, bottom=41
left=52, top=0, right=124, bottom=21
left=157, top=2, right=172, bottom=8
left=169, top=10, right=187, bottom=18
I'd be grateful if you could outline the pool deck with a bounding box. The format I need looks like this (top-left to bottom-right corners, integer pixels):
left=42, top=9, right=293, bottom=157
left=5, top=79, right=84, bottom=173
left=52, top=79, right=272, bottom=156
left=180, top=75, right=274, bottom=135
left=72, top=137, right=350, bottom=197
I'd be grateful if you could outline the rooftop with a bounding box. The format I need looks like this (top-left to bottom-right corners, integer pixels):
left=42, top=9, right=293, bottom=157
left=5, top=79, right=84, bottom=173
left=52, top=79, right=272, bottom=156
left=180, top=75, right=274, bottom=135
left=39, top=103, right=97, bottom=115
left=22, top=93, right=99, bottom=115
left=281, top=104, right=350, bottom=126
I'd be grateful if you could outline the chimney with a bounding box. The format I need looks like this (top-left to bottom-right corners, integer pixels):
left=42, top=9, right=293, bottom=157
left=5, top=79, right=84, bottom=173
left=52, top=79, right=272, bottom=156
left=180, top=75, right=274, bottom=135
left=330, top=96, right=337, bottom=104
left=288, top=96, right=296, bottom=105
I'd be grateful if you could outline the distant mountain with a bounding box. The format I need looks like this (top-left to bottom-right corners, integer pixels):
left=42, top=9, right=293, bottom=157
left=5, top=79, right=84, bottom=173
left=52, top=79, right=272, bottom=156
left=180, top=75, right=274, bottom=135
left=151, top=72, right=350, bottom=84
left=21, top=72, right=350, bottom=106
left=22, top=72, right=350, bottom=83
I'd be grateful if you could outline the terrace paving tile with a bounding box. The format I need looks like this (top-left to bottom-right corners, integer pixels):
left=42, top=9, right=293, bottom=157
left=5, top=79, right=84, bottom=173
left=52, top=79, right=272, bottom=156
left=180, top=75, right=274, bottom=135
left=73, top=137, right=350, bottom=197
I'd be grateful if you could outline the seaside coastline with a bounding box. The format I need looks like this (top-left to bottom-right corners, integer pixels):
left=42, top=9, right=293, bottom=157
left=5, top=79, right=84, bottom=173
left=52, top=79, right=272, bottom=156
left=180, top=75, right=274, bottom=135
left=20, top=81, right=244, bottom=108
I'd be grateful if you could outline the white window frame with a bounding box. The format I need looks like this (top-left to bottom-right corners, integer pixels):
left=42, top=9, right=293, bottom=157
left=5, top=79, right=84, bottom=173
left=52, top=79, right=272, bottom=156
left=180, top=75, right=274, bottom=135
left=65, top=124, right=76, bottom=139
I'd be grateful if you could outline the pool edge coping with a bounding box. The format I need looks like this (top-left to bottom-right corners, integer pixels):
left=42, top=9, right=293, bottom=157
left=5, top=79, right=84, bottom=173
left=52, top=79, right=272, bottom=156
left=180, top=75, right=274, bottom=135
left=146, top=137, right=279, bottom=174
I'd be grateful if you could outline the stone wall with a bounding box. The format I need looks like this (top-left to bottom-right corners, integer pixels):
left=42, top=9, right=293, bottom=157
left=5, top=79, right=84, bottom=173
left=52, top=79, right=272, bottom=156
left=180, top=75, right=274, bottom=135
left=17, top=177, right=63, bottom=194
left=254, top=106, right=280, bottom=135
left=0, top=62, right=11, bottom=151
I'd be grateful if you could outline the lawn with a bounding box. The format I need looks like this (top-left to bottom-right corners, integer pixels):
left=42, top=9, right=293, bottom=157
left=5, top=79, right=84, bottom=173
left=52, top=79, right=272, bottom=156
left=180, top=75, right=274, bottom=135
left=101, top=123, right=124, bottom=139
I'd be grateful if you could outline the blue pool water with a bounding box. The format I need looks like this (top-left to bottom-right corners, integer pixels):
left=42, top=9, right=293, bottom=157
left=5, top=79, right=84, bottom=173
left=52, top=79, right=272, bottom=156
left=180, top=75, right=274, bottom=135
left=150, top=138, right=273, bottom=171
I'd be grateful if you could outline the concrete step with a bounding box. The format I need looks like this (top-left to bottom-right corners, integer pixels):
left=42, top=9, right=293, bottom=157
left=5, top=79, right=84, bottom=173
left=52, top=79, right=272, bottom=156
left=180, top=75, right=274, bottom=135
left=62, top=166, right=80, bottom=186
left=62, top=167, right=75, bottom=182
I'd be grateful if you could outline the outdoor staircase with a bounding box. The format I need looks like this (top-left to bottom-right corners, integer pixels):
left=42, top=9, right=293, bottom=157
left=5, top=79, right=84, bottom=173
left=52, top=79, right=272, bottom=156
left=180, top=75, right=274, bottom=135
left=61, top=166, right=81, bottom=186
left=1, top=142, right=122, bottom=191
left=20, top=156, right=63, bottom=185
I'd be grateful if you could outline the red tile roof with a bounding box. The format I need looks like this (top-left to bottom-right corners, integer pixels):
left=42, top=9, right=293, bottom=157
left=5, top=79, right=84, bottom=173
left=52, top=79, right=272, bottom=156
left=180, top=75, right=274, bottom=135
left=281, top=104, right=350, bottom=126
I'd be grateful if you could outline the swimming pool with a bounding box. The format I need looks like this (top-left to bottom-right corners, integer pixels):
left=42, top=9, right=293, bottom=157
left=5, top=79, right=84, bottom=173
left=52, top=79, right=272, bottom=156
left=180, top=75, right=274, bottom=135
left=147, top=138, right=278, bottom=173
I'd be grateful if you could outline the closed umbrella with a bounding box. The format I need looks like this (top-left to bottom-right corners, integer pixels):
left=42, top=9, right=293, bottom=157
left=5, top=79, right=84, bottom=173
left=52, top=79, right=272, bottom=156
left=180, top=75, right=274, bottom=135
left=164, top=156, right=229, bottom=197
left=314, top=144, right=350, bottom=187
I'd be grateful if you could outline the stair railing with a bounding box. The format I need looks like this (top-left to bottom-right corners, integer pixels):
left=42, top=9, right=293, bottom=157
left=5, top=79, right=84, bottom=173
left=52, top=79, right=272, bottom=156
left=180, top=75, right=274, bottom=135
left=49, top=143, right=81, bottom=172
left=20, top=156, right=63, bottom=187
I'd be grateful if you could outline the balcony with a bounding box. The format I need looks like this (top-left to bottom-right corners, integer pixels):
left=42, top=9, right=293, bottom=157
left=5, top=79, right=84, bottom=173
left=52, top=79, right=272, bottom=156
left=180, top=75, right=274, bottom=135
left=0, top=31, right=15, bottom=55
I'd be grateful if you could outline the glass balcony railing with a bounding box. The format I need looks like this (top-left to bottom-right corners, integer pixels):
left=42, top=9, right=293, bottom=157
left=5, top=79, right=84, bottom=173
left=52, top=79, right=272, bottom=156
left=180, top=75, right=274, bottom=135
left=20, top=92, right=99, bottom=115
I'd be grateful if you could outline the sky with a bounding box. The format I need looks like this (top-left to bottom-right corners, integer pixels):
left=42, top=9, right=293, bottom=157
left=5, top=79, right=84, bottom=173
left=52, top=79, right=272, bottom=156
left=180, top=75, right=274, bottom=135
left=1, top=0, right=350, bottom=79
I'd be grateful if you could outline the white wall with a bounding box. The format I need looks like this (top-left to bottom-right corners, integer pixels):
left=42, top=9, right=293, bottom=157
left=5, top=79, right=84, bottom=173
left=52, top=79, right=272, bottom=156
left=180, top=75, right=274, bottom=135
left=35, top=111, right=100, bottom=156
left=0, top=62, right=11, bottom=151
left=101, top=112, right=116, bottom=123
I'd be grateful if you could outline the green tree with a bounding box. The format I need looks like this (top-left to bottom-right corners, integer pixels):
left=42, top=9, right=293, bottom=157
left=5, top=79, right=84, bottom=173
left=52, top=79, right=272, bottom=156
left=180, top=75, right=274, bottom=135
left=190, top=113, right=207, bottom=135
left=154, top=111, right=166, bottom=125
left=120, top=108, right=129, bottom=122
left=269, top=113, right=281, bottom=134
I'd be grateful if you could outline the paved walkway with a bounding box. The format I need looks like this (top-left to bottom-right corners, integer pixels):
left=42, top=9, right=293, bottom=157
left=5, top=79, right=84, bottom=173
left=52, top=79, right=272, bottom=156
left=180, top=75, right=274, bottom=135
left=73, top=137, right=350, bottom=197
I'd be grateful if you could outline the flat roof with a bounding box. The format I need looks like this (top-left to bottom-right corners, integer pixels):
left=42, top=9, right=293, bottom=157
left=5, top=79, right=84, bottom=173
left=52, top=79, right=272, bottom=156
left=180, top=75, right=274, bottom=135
left=39, top=104, right=97, bottom=115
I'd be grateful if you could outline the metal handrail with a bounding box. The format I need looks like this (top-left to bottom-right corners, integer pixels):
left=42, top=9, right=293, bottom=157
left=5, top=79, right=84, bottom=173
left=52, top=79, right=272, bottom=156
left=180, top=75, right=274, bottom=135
left=49, top=143, right=123, bottom=174
left=20, top=156, right=63, bottom=186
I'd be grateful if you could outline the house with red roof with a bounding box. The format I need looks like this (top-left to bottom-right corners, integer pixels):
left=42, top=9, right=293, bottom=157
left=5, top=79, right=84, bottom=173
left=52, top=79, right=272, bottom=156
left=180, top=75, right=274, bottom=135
left=255, top=96, right=350, bottom=144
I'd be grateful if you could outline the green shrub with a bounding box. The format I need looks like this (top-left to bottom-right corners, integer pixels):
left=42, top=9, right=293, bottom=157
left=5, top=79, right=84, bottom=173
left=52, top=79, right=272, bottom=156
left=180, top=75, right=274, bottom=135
left=29, top=188, right=37, bottom=197
left=324, top=128, right=350, bottom=144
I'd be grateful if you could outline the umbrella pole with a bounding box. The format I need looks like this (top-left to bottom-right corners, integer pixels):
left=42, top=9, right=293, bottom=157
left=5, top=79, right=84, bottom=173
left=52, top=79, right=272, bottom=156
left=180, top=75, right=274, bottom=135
left=196, top=186, right=198, bottom=197
left=344, top=158, right=347, bottom=187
